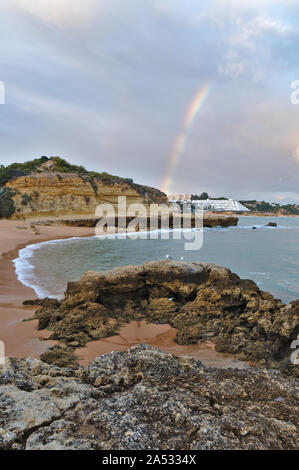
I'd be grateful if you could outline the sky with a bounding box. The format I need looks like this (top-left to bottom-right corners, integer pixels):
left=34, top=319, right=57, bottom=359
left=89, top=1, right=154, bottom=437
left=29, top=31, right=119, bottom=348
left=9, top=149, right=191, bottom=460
left=1, top=0, right=299, bottom=202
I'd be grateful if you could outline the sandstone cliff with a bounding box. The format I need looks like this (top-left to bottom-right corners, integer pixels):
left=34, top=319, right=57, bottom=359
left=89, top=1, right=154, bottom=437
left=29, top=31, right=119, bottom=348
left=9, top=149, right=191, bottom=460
left=5, top=172, right=167, bottom=219
left=0, top=345, right=298, bottom=450
left=30, top=261, right=299, bottom=376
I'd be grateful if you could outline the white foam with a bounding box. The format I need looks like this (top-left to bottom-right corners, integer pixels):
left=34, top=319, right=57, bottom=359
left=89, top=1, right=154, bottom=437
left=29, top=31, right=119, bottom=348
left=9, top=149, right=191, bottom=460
left=13, top=236, right=89, bottom=299
left=250, top=272, right=270, bottom=276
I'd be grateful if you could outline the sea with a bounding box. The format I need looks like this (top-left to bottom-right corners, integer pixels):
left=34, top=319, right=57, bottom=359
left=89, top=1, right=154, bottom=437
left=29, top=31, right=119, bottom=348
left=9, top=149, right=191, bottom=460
left=14, top=216, right=299, bottom=304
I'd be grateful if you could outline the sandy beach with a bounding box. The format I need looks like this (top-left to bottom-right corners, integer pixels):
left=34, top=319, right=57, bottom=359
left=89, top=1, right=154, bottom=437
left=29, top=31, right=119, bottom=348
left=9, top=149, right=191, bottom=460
left=0, top=219, right=95, bottom=358
left=76, top=320, right=248, bottom=368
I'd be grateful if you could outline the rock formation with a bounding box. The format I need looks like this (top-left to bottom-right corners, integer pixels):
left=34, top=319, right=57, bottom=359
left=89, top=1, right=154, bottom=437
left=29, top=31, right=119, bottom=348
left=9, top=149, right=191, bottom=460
left=30, top=261, right=299, bottom=375
left=4, top=172, right=167, bottom=219
left=33, top=214, right=238, bottom=229
left=0, top=345, right=298, bottom=450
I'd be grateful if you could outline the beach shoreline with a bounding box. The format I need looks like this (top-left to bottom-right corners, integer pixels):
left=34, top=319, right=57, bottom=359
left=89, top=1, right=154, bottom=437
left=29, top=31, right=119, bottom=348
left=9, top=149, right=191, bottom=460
left=0, top=219, right=249, bottom=368
left=2, top=215, right=297, bottom=369
left=0, top=219, right=95, bottom=358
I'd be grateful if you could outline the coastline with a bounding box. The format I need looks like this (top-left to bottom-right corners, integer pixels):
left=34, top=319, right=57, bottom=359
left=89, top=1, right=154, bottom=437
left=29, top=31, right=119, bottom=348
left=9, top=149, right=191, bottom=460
left=0, top=219, right=248, bottom=368
left=235, top=212, right=299, bottom=217
left=2, top=216, right=297, bottom=369
left=0, top=219, right=95, bottom=358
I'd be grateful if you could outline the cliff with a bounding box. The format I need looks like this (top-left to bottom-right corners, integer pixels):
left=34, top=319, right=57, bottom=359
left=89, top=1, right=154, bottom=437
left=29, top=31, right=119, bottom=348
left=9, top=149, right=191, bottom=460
left=30, top=261, right=299, bottom=376
left=0, top=345, right=298, bottom=450
left=5, top=172, right=167, bottom=219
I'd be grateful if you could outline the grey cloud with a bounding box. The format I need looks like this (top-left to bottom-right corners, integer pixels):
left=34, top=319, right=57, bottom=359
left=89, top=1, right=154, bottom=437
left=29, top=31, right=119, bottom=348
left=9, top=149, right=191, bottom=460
left=0, top=0, right=298, bottom=202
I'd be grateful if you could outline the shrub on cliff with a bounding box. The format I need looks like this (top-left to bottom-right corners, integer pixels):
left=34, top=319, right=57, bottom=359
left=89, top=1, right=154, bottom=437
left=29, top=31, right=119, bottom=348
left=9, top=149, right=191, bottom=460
left=50, top=157, right=87, bottom=175
left=0, top=156, right=49, bottom=186
left=0, top=188, right=16, bottom=218
left=0, top=166, right=27, bottom=186
left=21, top=193, right=32, bottom=206
left=239, top=199, right=299, bottom=215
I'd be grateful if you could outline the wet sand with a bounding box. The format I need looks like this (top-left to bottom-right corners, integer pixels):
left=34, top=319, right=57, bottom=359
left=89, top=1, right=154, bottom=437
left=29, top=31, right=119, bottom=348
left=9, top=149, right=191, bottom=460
left=77, top=320, right=248, bottom=369
left=0, top=219, right=248, bottom=368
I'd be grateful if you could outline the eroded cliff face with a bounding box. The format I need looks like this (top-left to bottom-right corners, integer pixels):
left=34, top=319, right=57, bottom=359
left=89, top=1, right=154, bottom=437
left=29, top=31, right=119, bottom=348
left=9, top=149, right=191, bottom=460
left=5, top=172, right=167, bottom=218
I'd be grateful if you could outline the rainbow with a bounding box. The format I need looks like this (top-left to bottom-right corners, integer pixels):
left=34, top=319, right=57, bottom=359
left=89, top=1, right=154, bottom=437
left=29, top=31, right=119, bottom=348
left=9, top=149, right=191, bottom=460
left=162, top=84, right=211, bottom=194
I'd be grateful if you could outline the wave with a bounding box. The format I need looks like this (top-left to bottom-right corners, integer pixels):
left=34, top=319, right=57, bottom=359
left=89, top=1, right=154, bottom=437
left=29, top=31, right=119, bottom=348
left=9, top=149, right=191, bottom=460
left=13, top=236, right=84, bottom=299
left=249, top=272, right=270, bottom=276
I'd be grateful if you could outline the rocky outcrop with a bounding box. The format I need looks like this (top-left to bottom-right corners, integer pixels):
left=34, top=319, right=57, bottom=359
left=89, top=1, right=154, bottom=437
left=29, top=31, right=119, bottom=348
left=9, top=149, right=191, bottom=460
left=31, top=261, right=299, bottom=375
left=0, top=345, right=298, bottom=450
left=201, top=215, right=237, bottom=228
left=5, top=173, right=167, bottom=219
left=33, top=214, right=238, bottom=229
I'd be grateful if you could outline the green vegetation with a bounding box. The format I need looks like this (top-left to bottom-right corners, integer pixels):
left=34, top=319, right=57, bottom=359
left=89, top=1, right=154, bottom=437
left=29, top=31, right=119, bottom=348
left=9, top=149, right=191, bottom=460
left=0, top=188, right=16, bottom=218
left=191, top=192, right=209, bottom=200
left=44, top=157, right=137, bottom=188
left=21, top=193, right=32, bottom=206
left=0, top=157, right=49, bottom=186
left=240, top=200, right=299, bottom=215
left=0, top=157, right=52, bottom=217
left=0, top=156, right=137, bottom=188
left=191, top=193, right=228, bottom=200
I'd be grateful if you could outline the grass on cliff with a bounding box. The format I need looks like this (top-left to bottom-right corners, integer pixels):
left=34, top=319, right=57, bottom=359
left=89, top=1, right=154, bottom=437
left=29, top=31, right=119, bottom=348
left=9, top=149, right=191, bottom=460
left=0, top=188, right=16, bottom=218
left=0, top=156, right=162, bottom=193
left=0, top=156, right=122, bottom=186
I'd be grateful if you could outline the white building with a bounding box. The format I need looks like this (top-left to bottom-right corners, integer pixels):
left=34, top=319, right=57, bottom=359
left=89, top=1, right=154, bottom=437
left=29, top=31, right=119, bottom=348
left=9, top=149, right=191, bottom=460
left=168, top=198, right=250, bottom=212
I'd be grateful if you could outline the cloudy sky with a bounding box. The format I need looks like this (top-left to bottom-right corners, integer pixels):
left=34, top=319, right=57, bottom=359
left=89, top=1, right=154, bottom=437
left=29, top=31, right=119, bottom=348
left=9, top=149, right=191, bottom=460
left=1, top=0, right=299, bottom=202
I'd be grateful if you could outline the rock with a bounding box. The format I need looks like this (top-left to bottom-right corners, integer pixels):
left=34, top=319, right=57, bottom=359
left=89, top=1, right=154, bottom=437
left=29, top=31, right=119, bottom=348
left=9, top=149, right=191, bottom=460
left=31, top=261, right=299, bottom=375
left=31, top=214, right=238, bottom=229
left=0, top=345, right=298, bottom=450
left=40, top=346, right=79, bottom=368
left=5, top=173, right=167, bottom=219
left=23, top=298, right=50, bottom=306
left=201, top=215, right=238, bottom=228
left=27, top=298, right=61, bottom=329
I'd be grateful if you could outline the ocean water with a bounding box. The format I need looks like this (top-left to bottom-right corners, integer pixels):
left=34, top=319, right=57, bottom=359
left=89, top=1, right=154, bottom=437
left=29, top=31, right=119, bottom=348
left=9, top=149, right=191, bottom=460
left=14, top=216, right=299, bottom=304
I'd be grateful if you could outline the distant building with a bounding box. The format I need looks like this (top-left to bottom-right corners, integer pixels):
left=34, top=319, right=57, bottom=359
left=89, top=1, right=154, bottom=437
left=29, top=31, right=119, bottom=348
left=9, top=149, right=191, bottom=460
left=169, top=197, right=250, bottom=212
left=192, top=199, right=249, bottom=211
